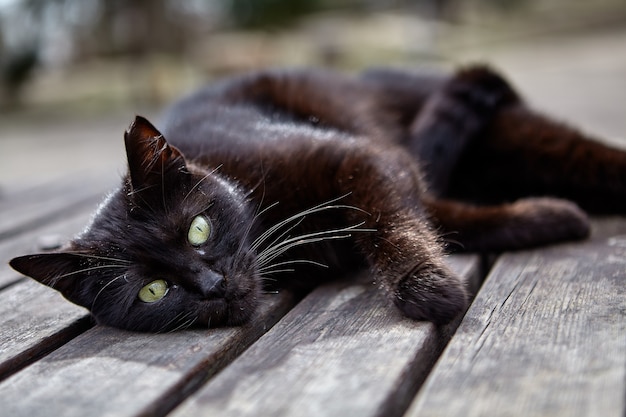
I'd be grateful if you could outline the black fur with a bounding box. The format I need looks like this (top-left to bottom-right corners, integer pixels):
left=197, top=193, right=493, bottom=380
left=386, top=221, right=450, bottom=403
left=10, top=65, right=626, bottom=331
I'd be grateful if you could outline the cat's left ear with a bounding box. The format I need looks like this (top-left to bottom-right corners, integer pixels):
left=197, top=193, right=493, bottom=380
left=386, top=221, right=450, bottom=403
left=124, top=116, right=187, bottom=194
left=9, top=253, right=93, bottom=308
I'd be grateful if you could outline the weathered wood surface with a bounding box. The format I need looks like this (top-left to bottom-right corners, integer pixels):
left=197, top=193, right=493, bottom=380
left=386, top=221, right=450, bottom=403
left=406, top=233, right=626, bottom=417
left=1, top=170, right=625, bottom=417
left=0, top=253, right=480, bottom=417
left=0, top=173, right=114, bottom=240
left=169, top=255, right=483, bottom=417
left=0, top=174, right=115, bottom=289
left=0, top=280, right=89, bottom=379
left=0, top=211, right=95, bottom=288
left=0, top=176, right=115, bottom=377
left=0, top=290, right=297, bottom=417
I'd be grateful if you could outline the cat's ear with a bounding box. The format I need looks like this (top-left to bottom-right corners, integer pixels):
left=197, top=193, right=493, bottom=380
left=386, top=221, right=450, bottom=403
left=9, top=253, right=92, bottom=308
left=124, top=116, right=187, bottom=194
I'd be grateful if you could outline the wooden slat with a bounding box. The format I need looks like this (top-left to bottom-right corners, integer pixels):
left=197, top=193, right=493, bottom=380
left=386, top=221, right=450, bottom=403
left=168, top=255, right=483, bottom=417
left=0, top=210, right=95, bottom=288
left=0, top=280, right=90, bottom=380
left=0, top=174, right=113, bottom=240
left=0, top=170, right=113, bottom=211
left=0, top=177, right=118, bottom=376
left=0, top=290, right=297, bottom=417
left=591, top=216, right=626, bottom=239
left=0, top=174, right=113, bottom=289
left=406, top=234, right=626, bottom=417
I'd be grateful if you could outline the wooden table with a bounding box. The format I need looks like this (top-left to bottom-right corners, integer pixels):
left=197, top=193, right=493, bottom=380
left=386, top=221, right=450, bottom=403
left=1, top=174, right=625, bottom=417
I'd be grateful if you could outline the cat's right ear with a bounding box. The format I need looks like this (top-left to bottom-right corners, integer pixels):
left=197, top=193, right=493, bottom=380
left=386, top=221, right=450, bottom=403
left=9, top=253, right=92, bottom=308
left=124, top=116, right=187, bottom=195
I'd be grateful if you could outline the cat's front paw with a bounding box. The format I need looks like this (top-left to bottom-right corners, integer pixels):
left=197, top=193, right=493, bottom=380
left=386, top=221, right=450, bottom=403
left=394, top=265, right=468, bottom=325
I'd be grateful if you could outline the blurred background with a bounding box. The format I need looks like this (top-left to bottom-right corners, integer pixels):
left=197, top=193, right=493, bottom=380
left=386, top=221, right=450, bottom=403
left=1, top=0, right=625, bottom=189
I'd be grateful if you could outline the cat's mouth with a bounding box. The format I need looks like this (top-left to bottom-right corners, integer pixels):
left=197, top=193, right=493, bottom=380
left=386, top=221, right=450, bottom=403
left=194, top=288, right=257, bottom=328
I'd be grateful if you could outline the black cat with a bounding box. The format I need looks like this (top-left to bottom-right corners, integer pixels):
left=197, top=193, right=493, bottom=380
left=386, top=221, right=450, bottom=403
left=10, top=66, right=625, bottom=332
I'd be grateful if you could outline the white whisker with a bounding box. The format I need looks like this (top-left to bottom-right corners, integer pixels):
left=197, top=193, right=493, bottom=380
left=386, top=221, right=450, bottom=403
left=260, top=268, right=296, bottom=275
left=166, top=313, right=197, bottom=333
left=180, top=317, right=198, bottom=331
left=91, top=273, right=127, bottom=309
left=250, top=193, right=367, bottom=253
left=64, top=253, right=131, bottom=265
left=159, top=311, right=192, bottom=333
left=258, top=259, right=328, bottom=272
left=234, top=200, right=279, bottom=261
left=54, top=264, right=128, bottom=281
left=161, top=157, right=169, bottom=215
left=127, top=182, right=158, bottom=213
left=256, top=222, right=375, bottom=268
left=257, top=234, right=351, bottom=268
left=127, top=183, right=157, bottom=196
left=183, top=165, right=223, bottom=203
left=254, top=217, right=305, bottom=256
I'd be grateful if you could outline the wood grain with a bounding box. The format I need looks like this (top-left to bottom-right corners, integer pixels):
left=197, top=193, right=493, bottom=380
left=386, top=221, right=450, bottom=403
left=0, top=290, right=296, bottom=417
left=406, top=235, right=626, bottom=417
left=591, top=216, right=626, bottom=239
left=0, top=178, right=113, bottom=377
left=0, top=173, right=114, bottom=288
left=0, top=210, right=96, bottom=288
left=0, top=280, right=90, bottom=380
left=168, top=255, right=483, bottom=417
left=0, top=173, right=114, bottom=240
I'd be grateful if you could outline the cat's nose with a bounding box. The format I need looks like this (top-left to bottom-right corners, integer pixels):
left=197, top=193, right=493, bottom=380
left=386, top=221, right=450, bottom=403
left=196, top=269, right=226, bottom=298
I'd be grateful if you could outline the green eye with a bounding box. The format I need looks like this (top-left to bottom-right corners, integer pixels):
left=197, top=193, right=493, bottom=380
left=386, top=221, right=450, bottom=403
left=188, top=215, right=211, bottom=246
left=138, top=280, right=169, bottom=303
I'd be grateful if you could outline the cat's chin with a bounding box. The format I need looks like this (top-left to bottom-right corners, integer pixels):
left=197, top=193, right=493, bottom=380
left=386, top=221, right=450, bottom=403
left=194, top=293, right=258, bottom=328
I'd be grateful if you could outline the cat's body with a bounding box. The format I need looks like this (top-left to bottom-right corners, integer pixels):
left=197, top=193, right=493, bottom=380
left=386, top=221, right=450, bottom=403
left=10, top=66, right=626, bottom=332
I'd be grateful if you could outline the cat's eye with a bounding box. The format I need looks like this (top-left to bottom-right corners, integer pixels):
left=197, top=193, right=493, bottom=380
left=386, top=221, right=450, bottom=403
left=138, top=280, right=169, bottom=303
left=188, top=215, right=211, bottom=246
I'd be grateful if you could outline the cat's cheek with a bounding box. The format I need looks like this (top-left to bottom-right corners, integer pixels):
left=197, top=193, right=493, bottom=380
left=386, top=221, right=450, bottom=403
left=194, top=299, right=230, bottom=327
left=224, top=258, right=260, bottom=326
left=226, top=294, right=258, bottom=326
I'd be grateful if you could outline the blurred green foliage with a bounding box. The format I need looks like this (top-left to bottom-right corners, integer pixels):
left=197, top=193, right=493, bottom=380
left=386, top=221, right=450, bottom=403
left=227, top=0, right=325, bottom=28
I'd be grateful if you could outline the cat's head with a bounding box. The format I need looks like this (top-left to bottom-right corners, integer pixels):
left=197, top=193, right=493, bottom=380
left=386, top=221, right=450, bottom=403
left=10, top=116, right=259, bottom=332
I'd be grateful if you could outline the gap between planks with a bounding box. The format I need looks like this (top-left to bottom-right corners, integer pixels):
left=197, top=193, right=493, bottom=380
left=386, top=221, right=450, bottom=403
left=0, top=171, right=117, bottom=240
left=164, top=255, right=483, bottom=417
left=0, top=175, right=116, bottom=378
left=0, top=174, right=116, bottom=289
left=406, top=228, right=626, bottom=417
left=5, top=174, right=624, bottom=417
left=0, top=255, right=484, bottom=417
left=0, top=290, right=298, bottom=417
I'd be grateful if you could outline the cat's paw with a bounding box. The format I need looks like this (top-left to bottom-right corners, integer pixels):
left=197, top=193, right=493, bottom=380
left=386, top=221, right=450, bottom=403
left=394, top=265, right=468, bottom=325
left=448, top=65, right=520, bottom=112
left=507, top=197, right=591, bottom=247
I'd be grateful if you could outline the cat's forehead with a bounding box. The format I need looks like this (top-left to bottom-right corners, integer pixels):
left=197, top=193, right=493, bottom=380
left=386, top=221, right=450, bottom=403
left=180, top=169, right=248, bottom=215
left=73, top=165, right=252, bottom=259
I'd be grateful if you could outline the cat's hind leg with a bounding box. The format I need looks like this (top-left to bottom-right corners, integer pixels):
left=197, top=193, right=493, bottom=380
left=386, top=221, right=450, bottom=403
left=406, top=66, right=521, bottom=195
left=447, top=91, right=626, bottom=214
left=365, top=65, right=521, bottom=195
left=423, top=196, right=591, bottom=252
